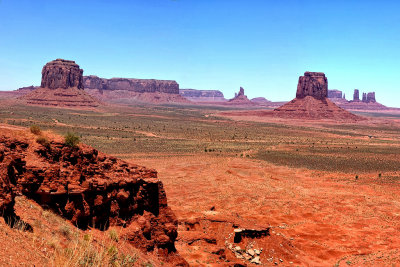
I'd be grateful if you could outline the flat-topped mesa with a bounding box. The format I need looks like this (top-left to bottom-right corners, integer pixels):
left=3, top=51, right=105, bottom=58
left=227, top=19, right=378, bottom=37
left=179, top=89, right=224, bottom=98
left=83, top=75, right=179, bottom=94
left=41, top=59, right=84, bottom=89
left=328, top=89, right=343, bottom=99
left=296, top=72, right=328, bottom=100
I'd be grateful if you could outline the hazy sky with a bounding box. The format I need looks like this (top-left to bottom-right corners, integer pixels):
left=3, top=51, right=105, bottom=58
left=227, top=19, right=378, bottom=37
left=1, top=0, right=399, bottom=106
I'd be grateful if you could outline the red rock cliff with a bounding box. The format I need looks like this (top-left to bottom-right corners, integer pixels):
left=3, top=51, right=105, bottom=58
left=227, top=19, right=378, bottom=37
left=0, top=128, right=186, bottom=265
left=296, top=72, right=328, bottom=100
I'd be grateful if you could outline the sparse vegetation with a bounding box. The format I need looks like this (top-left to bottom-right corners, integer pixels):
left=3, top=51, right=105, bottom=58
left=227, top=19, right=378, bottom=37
left=65, top=132, right=80, bottom=147
left=36, top=136, right=50, bottom=148
left=11, top=196, right=141, bottom=267
left=109, top=229, right=119, bottom=242
left=0, top=104, right=399, bottom=173
left=30, top=125, right=41, bottom=135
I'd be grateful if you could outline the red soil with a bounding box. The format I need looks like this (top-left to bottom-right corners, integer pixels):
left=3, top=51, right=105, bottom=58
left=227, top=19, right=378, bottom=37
left=132, top=155, right=400, bottom=266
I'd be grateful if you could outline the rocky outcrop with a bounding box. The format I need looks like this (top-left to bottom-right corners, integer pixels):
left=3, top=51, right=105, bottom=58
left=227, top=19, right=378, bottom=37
left=179, top=89, right=226, bottom=102
left=0, top=128, right=187, bottom=265
left=353, top=89, right=360, bottom=101
left=366, top=92, right=376, bottom=103
left=362, top=92, right=367, bottom=102
left=351, top=90, right=377, bottom=103
left=237, top=87, right=245, bottom=97
left=227, top=87, right=254, bottom=105
left=296, top=72, right=328, bottom=100
left=339, top=90, right=387, bottom=110
left=83, top=75, right=179, bottom=94
left=21, top=59, right=100, bottom=107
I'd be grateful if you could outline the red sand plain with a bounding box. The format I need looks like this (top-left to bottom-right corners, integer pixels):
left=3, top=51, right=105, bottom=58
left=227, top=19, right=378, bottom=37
left=131, top=155, right=400, bottom=266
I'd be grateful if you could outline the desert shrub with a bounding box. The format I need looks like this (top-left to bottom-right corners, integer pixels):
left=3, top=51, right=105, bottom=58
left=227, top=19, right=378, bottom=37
left=109, top=229, right=119, bottom=242
left=30, top=125, right=41, bottom=135
left=58, top=225, right=72, bottom=240
left=65, top=132, right=80, bottom=147
left=36, top=136, right=50, bottom=148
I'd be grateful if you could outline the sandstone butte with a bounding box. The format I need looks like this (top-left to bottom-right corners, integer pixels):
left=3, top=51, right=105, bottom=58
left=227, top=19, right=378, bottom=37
left=227, top=87, right=256, bottom=105
left=20, top=59, right=100, bottom=107
left=219, top=72, right=364, bottom=121
left=0, top=126, right=188, bottom=266
left=273, top=72, right=363, bottom=120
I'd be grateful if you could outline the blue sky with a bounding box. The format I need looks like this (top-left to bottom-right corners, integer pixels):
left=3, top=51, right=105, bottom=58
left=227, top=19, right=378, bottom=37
left=0, top=0, right=399, bottom=106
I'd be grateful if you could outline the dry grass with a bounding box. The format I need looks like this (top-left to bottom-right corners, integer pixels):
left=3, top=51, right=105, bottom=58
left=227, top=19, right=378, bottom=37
left=6, top=196, right=147, bottom=267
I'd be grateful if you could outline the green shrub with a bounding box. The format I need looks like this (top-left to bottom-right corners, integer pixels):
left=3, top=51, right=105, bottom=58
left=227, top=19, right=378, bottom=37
left=64, top=132, right=80, bottom=147
left=30, top=125, right=41, bottom=135
left=36, top=136, right=50, bottom=148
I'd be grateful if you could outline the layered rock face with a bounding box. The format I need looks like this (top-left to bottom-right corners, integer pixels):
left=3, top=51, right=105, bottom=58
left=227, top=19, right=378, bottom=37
left=83, top=75, right=179, bottom=94
left=0, top=128, right=186, bottom=265
left=296, top=72, right=328, bottom=100
left=41, top=59, right=83, bottom=89
left=21, top=59, right=100, bottom=107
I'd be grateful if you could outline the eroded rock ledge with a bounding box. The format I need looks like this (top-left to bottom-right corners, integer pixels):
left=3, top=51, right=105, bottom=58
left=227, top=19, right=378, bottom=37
left=0, top=130, right=186, bottom=265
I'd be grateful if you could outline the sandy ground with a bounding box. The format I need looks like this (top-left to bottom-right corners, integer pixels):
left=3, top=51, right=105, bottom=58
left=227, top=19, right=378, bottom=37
left=130, top=155, right=400, bottom=266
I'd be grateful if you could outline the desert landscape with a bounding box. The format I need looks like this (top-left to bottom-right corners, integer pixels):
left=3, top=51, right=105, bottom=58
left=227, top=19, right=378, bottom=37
left=1, top=1, right=400, bottom=267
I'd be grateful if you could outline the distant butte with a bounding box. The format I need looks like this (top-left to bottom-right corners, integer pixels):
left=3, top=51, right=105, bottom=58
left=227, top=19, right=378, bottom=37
left=20, top=59, right=100, bottom=107
left=273, top=72, right=362, bottom=120
left=227, top=87, right=255, bottom=105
